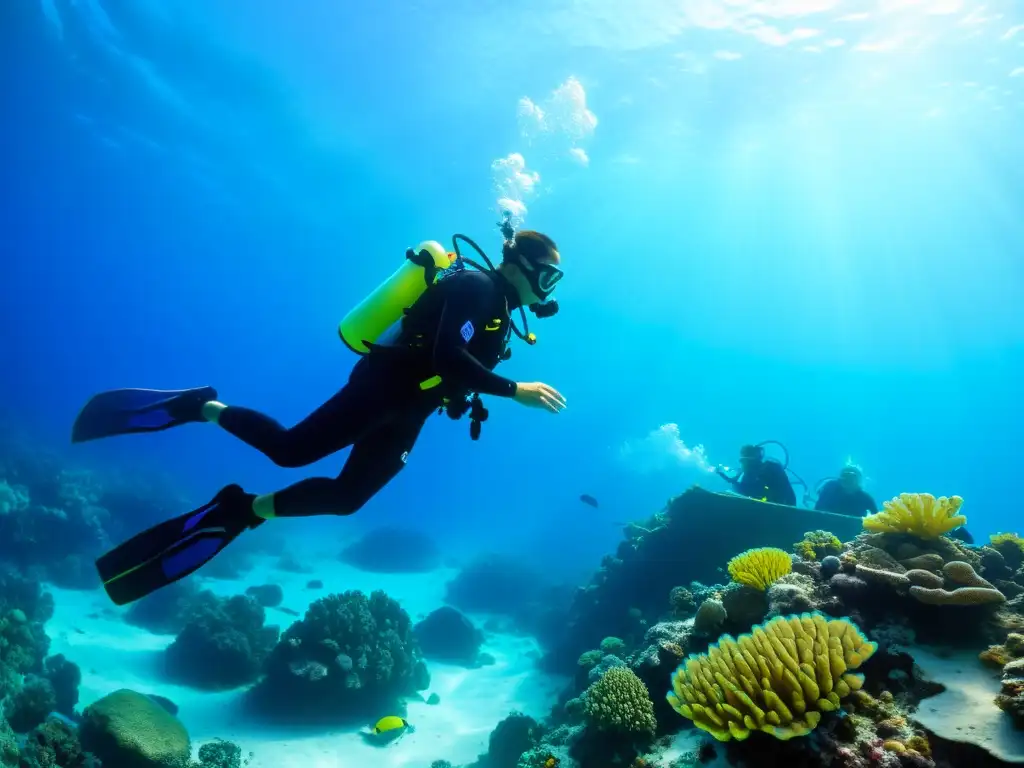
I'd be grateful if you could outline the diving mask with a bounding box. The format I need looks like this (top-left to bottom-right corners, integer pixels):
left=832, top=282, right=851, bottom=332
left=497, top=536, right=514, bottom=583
left=522, top=259, right=563, bottom=302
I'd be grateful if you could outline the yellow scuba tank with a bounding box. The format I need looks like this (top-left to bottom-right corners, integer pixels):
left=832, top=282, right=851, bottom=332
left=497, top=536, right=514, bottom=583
left=339, top=241, right=455, bottom=354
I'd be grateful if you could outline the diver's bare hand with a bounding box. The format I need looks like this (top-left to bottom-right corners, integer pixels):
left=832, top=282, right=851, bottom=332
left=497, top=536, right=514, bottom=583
left=513, top=382, right=566, bottom=413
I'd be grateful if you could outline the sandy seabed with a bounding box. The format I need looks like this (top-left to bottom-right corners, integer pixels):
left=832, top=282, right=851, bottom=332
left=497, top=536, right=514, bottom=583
left=45, top=556, right=566, bottom=767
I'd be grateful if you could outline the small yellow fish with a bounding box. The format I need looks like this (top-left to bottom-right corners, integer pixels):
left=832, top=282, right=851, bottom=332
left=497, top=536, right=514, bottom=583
left=543, top=757, right=560, bottom=768
left=372, top=716, right=409, bottom=735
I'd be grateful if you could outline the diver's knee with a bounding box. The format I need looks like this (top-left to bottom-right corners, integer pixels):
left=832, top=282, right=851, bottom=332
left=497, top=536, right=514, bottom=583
left=266, top=438, right=319, bottom=468
left=324, top=482, right=373, bottom=516
left=270, top=452, right=313, bottom=469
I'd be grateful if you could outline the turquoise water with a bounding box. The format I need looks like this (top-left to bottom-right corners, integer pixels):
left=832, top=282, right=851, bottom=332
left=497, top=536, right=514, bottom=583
left=2, top=1, right=1024, bottom=765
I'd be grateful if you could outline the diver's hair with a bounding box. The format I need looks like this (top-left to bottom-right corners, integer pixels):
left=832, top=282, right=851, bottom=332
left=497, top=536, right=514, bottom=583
left=502, top=230, right=558, bottom=265
left=740, top=444, right=763, bottom=460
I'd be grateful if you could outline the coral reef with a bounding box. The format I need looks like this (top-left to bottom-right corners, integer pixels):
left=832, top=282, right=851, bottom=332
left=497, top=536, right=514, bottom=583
left=0, top=570, right=53, bottom=702
left=18, top=717, right=100, bottom=768
left=434, top=479, right=1024, bottom=768
left=414, top=606, right=486, bottom=667
left=583, top=667, right=656, bottom=736
left=248, top=590, right=429, bottom=723
left=447, top=554, right=573, bottom=651
left=244, top=584, right=283, bottom=608
left=667, top=612, right=877, bottom=740
left=990, top=533, right=1024, bottom=571
left=79, top=688, right=192, bottom=768
left=43, top=653, right=82, bottom=717
left=5, top=675, right=56, bottom=733
left=0, top=439, right=208, bottom=590
left=475, top=711, right=541, bottom=768
left=124, top=580, right=207, bottom=635
left=794, top=530, right=843, bottom=561
left=693, top=598, right=727, bottom=638
left=165, top=594, right=279, bottom=690
left=727, top=547, right=792, bottom=591
left=193, top=739, right=253, bottom=768
left=339, top=526, right=442, bottom=574
left=862, top=493, right=966, bottom=539
left=668, top=587, right=697, bottom=619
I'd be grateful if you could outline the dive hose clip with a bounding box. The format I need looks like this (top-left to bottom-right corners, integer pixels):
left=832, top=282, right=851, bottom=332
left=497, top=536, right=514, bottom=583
left=442, top=392, right=489, bottom=440
left=468, top=393, right=489, bottom=441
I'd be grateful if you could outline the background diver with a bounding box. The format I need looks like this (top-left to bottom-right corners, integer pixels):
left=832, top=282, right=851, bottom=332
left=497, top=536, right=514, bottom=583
left=71, top=227, right=567, bottom=606
left=717, top=443, right=797, bottom=506
left=814, top=464, right=878, bottom=518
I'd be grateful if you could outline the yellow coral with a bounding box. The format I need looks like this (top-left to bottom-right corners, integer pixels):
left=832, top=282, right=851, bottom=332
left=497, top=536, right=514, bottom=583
left=907, top=735, right=931, bottom=757
left=862, top=493, right=966, bottom=540
left=666, top=613, right=878, bottom=742
left=794, top=531, right=842, bottom=561
left=990, top=532, right=1024, bottom=552
left=727, top=548, right=793, bottom=591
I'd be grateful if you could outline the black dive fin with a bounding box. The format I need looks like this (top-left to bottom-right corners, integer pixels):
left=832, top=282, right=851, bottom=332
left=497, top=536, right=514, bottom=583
left=96, top=484, right=257, bottom=606
left=71, top=386, right=217, bottom=443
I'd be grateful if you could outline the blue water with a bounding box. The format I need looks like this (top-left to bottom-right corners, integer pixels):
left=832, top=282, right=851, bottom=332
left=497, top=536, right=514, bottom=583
left=4, top=0, right=1023, bottom=598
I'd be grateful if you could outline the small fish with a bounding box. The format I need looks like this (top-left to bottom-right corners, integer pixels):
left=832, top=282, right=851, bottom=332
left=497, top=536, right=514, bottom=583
left=274, top=606, right=300, bottom=617
left=543, top=756, right=560, bottom=768
left=360, top=715, right=412, bottom=747
left=579, top=494, right=599, bottom=508
left=372, top=716, right=409, bottom=735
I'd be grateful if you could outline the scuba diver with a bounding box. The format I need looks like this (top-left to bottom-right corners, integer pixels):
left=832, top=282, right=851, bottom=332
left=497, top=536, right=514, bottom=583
left=70, top=217, right=567, bottom=606
left=814, top=464, right=878, bottom=518
left=717, top=443, right=798, bottom=506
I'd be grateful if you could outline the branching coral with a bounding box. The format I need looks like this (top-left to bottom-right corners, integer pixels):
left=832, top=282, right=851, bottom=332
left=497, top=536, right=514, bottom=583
left=666, top=612, right=877, bottom=741
left=583, top=666, right=656, bottom=735
left=794, top=531, right=842, bottom=562
left=195, top=738, right=253, bottom=768
left=165, top=593, right=279, bottom=690
left=250, top=590, right=429, bottom=721
left=727, top=548, right=793, bottom=591
left=862, top=493, right=965, bottom=540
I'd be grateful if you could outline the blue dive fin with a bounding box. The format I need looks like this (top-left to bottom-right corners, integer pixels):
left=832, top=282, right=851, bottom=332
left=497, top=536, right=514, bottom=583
left=96, top=484, right=259, bottom=605
left=71, top=386, right=217, bottom=443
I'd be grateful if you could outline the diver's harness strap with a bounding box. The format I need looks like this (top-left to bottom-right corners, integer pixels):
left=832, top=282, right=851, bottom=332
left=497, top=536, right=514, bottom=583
left=406, top=246, right=455, bottom=285
left=415, top=216, right=542, bottom=442
left=441, top=392, right=489, bottom=441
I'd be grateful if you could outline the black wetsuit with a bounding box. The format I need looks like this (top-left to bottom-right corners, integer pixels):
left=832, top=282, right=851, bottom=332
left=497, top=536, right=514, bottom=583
left=735, top=460, right=796, bottom=506
left=814, top=480, right=877, bottom=518
left=217, top=270, right=520, bottom=517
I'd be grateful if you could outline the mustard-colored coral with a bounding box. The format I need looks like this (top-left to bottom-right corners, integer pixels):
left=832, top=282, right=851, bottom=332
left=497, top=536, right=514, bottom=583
left=990, top=532, right=1024, bottom=551
left=862, top=493, right=966, bottom=540
left=794, top=530, right=843, bottom=562
left=583, top=666, right=656, bottom=735
left=666, top=612, right=878, bottom=741
left=727, top=547, right=793, bottom=591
